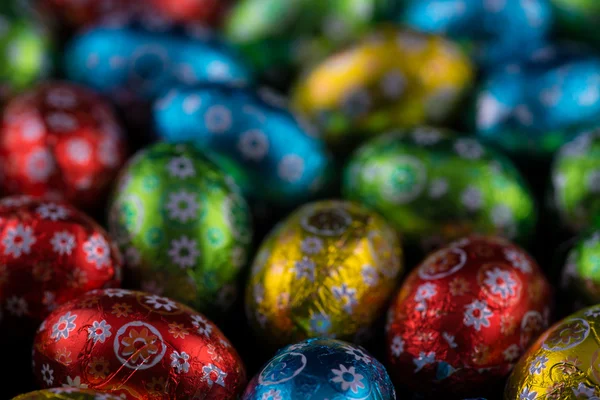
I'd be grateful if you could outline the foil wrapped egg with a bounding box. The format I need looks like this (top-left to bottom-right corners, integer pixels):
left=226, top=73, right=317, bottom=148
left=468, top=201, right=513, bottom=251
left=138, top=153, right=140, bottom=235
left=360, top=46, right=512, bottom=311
left=0, top=81, right=128, bottom=210
left=154, top=85, right=333, bottom=207
left=562, top=229, right=600, bottom=305
left=40, top=0, right=134, bottom=30
left=386, top=236, right=551, bottom=397
left=551, top=129, right=600, bottom=232
left=64, top=17, right=251, bottom=103
left=0, top=1, right=52, bottom=101
left=224, top=0, right=388, bottom=86
left=243, top=338, right=396, bottom=400
left=33, top=289, right=246, bottom=399
left=397, top=0, right=552, bottom=67
left=292, top=27, right=473, bottom=151
left=0, top=195, right=121, bottom=336
left=550, top=0, right=600, bottom=44
left=474, top=42, right=600, bottom=157
left=246, top=200, right=402, bottom=349
left=108, top=142, right=252, bottom=313
left=343, top=128, right=536, bottom=252
left=12, top=388, right=122, bottom=400
left=150, top=0, right=230, bottom=25
left=505, top=304, right=600, bottom=399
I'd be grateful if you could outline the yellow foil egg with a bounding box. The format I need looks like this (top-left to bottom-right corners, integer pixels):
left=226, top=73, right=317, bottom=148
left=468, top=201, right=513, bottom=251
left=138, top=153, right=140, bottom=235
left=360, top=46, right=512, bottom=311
left=246, top=200, right=403, bottom=348
left=505, top=305, right=600, bottom=399
left=292, top=27, right=474, bottom=150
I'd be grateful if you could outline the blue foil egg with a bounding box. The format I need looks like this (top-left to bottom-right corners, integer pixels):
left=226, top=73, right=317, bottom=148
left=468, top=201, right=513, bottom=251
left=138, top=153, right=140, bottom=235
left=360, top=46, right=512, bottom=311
left=474, top=42, right=600, bottom=157
left=243, top=338, right=396, bottom=400
left=64, top=18, right=251, bottom=102
left=154, top=85, right=333, bottom=206
left=397, top=0, right=553, bottom=67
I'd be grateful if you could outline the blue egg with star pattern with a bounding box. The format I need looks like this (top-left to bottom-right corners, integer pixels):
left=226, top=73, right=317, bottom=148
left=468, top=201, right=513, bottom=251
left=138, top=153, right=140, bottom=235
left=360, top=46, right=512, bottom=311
left=397, top=0, right=553, bottom=67
left=474, top=42, right=600, bottom=157
left=154, top=85, right=333, bottom=207
left=63, top=16, right=251, bottom=102
left=243, top=338, right=396, bottom=400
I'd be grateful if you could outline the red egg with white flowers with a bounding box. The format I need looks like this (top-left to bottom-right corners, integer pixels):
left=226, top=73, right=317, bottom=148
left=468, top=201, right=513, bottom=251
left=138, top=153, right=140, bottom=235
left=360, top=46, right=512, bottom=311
left=385, top=236, right=551, bottom=398
left=0, top=195, right=121, bottom=336
left=0, top=81, right=127, bottom=210
left=33, top=289, right=246, bottom=400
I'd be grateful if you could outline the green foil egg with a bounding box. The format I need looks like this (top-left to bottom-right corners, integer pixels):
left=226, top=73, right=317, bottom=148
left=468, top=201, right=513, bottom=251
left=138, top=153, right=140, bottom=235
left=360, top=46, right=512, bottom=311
left=0, top=1, right=52, bottom=100
left=563, top=230, right=600, bottom=305
left=550, top=0, right=600, bottom=44
left=551, top=129, right=600, bottom=232
left=343, top=127, right=537, bottom=251
left=108, top=143, right=253, bottom=313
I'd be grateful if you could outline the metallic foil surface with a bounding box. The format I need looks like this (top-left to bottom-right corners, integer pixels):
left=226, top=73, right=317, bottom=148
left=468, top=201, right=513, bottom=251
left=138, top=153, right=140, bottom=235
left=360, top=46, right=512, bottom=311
left=0, top=81, right=128, bottom=210
left=0, top=195, right=122, bottom=336
left=224, top=0, right=389, bottom=84
left=474, top=42, right=600, bottom=157
left=0, top=1, right=52, bottom=101
left=246, top=200, right=403, bottom=349
left=292, top=27, right=473, bottom=150
left=154, top=85, right=333, bottom=207
left=551, top=129, right=600, bottom=233
left=386, top=236, right=551, bottom=397
left=343, top=128, right=536, bottom=252
left=150, top=0, right=231, bottom=25
left=13, top=388, right=122, bottom=400
left=562, top=230, right=600, bottom=305
left=550, top=0, right=600, bottom=44
left=41, top=0, right=134, bottom=30
left=397, top=0, right=552, bottom=66
left=243, top=338, right=396, bottom=400
left=64, top=16, right=251, bottom=103
left=33, top=289, right=246, bottom=399
left=505, top=305, right=600, bottom=399
left=108, top=142, right=252, bottom=313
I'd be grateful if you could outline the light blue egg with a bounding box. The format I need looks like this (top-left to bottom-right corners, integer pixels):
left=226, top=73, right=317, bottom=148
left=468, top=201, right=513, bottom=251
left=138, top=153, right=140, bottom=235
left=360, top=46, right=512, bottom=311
left=64, top=19, right=251, bottom=102
left=243, top=338, right=396, bottom=400
left=154, top=85, right=333, bottom=206
left=474, top=42, right=600, bottom=156
left=398, top=0, right=553, bottom=67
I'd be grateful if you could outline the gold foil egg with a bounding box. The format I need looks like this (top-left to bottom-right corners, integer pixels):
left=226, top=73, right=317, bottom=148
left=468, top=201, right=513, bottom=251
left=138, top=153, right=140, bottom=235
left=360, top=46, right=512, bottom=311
left=292, top=27, right=474, bottom=150
left=505, top=305, right=600, bottom=399
left=246, top=200, right=403, bottom=348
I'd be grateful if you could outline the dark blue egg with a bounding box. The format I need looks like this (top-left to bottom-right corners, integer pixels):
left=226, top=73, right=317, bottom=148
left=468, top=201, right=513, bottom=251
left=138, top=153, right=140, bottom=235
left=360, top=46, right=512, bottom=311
left=474, top=42, right=600, bottom=156
left=154, top=85, right=333, bottom=206
left=64, top=18, right=251, bottom=102
left=243, top=338, right=395, bottom=400
left=397, top=0, right=553, bottom=67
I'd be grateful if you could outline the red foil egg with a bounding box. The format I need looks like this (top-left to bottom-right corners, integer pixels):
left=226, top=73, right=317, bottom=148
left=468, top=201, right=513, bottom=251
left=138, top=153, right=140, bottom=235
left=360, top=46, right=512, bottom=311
left=41, top=0, right=135, bottom=30
left=0, top=195, right=121, bottom=336
left=33, top=289, right=246, bottom=399
left=385, top=236, right=551, bottom=398
left=0, top=81, right=127, bottom=210
left=150, top=0, right=230, bottom=25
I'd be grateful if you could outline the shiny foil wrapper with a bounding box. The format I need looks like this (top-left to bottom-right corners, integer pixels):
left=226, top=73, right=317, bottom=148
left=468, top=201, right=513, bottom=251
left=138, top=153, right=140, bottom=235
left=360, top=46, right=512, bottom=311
left=550, top=0, right=600, bottom=44
left=562, top=229, right=600, bottom=305
left=33, top=289, right=246, bottom=399
left=224, top=0, right=388, bottom=85
left=551, top=129, right=600, bottom=232
left=13, top=388, right=122, bottom=400
left=246, top=200, right=403, bottom=348
left=386, top=236, right=552, bottom=397
left=0, top=195, right=122, bottom=335
left=150, top=0, right=231, bottom=25
left=154, top=85, right=333, bottom=207
left=0, top=81, right=128, bottom=210
left=243, top=338, right=396, bottom=400
left=108, top=142, right=252, bottom=313
left=505, top=305, right=600, bottom=399
left=41, top=0, right=134, bottom=30
left=292, top=28, right=473, bottom=150
left=474, top=42, right=600, bottom=157
left=0, top=1, right=52, bottom=101
left=64, top=16, right=251, bottom=104
left=397, top=0, right=552, bottom=66
left=343, top=128, right=536, bottom=252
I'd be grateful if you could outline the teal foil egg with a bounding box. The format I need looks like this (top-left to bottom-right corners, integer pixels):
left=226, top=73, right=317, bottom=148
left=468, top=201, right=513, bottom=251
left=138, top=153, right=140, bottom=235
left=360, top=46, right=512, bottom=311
left=242, top=338, right=395, bottom=400
left=154, top=85, right=333, bottom=207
